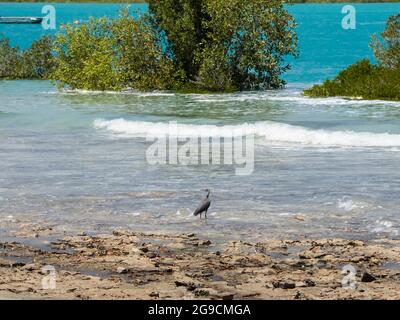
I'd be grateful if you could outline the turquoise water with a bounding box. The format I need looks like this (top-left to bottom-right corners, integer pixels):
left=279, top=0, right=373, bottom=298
left=1, top=3, right=400, bottom=82
left=1, top=4, right=400, bottom=241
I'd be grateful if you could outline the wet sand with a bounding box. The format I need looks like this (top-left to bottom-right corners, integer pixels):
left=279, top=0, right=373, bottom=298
left=1, top=219, right=400, bottom=300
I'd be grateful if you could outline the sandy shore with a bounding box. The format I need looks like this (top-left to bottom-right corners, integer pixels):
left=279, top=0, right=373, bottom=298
left=1, top=219, right=400, bottom=300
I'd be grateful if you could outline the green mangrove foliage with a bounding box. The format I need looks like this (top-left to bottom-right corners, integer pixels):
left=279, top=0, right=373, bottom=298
left=0, top=36, right=54, bottom=79
left=51, top=13, right=178, bottom=91
left=370, top=13, right=400, bottom=70
left=51, top=0, right=298, bottom=92
left=0, top=38, right=20, bottom=79
left=304, top=14, right=400, bottom=101
left=111, top=12, right=179, bottom=90
left=2, top=1, right=398, bottom=3
left=51, top=18, right=121, bottom=90
left=148, top=0, right=298, bottom=91
left=304, top=59, right=400, bottom=101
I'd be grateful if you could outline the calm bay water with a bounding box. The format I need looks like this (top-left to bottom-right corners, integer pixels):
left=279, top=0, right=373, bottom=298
left=1, top=3, right=400, bottom=241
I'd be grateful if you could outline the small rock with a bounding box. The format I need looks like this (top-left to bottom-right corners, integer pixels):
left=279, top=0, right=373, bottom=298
left=294, top=291, right=307, bottom=300
left=149, top=291, right=159, bottom=297
left=192, top=240, right=211, bottom=246
left=22, top=263, right=37, bottom=271
left=351, top=256, right=365, bottom=263
left=295, top=281, right=307, bottom=288
left=273, top=281, right=296, bottom=289
left=194, top=288, right=232, bottom=299
left=229, top=241, right=237, bottom=247
left=305, top=279, right=316, bottom=287
left=348, top=240, right=364, bottom=247
left=175, top=281, right=198, bottom=291
left=10, top=261, right=26, bottom=268
left=330, top=283, right=341, bottom=290
left=116, top=267, right=128, bottom=274
left=146, top=252, right=158, bottom=259
left=0, top=258, right=11, bottom=267
left=194, top=289, right=210, bottom=297
left=361, top=272, right=376, bottom=283
left=221, top=293, right=235, bottom=300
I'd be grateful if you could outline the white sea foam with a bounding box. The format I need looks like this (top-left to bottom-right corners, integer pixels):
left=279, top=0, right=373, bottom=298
left=60, top=88, right=175, bottom=97
left=189, top=92, right=400, bottom=107
left=371, top=219, right=399, bottom=236
left=59, top=87, right=400, bottom=106
left=125, top=212, right=141, bottom=217
left=94, top=119, right=400, bottom=147
left=337, top=198, right=364, bottom=212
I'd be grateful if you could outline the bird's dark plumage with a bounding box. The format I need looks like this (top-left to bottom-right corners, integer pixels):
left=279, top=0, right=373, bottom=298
left=193, top=189, right=211, bottom=219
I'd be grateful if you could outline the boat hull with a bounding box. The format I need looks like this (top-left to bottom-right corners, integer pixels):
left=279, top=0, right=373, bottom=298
left=0, top=17, right=43, bottom=24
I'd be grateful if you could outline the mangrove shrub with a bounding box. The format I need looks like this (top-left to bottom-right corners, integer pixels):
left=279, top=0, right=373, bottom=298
left=304, top=13, right=400, bottom=101
left=0, top=36, right=54, bottom=79
left=370, top=13, right=400, bottom=70
left=52, top=1, right=298, bottom=92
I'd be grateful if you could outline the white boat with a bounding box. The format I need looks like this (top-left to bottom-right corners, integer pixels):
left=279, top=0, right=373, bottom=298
left=0, top=17, right=43, bottom=24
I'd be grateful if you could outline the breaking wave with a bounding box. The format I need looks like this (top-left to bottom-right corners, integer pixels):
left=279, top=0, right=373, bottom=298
left=94, top=118, right=400, bottom=147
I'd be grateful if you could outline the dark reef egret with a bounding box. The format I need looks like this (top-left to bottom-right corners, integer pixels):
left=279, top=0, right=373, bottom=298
left=193, top=189, right=211, bottom=220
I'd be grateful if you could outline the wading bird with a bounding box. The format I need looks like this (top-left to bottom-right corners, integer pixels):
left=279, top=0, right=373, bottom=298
left=193, top=189, right=211, bottom=220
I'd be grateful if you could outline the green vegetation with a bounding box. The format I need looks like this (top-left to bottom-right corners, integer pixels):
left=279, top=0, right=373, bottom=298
left=0, top=0, right=145, bottom=2
left=51, top=1, right=298, bottom=92
left=304, top=14, right=400, bottom=101
left=371, top=14, right=400, bottom=69
left=50, top=18, right=120, bottom=90
left=304, top=59, right=400, bottom=100
left=0, top=1, right=298, bottom=92
left=291, top=0, right=400, bottom=2
left=147, top=0, right=298, bottom=91
left=0, top=36, right=54, bottom=79
left=51, top=11, right=176, bottom=91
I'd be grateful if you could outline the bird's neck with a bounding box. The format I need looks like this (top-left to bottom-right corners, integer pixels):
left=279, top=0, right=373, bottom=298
left=206, top=191, right=210, bottom=198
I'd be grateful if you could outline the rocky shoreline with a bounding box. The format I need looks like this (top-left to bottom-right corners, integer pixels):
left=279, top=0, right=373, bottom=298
left=1, top=220, right=400, bottom=300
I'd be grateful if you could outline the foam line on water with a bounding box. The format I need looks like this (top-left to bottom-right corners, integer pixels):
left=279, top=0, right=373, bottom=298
left=94, top=118, right=400, bottom=147
left=54, top=88, right=400, bottom=106
left=60, top=89, right=176, bottom=97
left=188, top=93, right=400, bottom=106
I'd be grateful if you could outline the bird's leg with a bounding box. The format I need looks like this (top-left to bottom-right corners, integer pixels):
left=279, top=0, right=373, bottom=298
left=205, top=210, right=208, bottom=219
left=199, top=213, right=202, bottom=220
